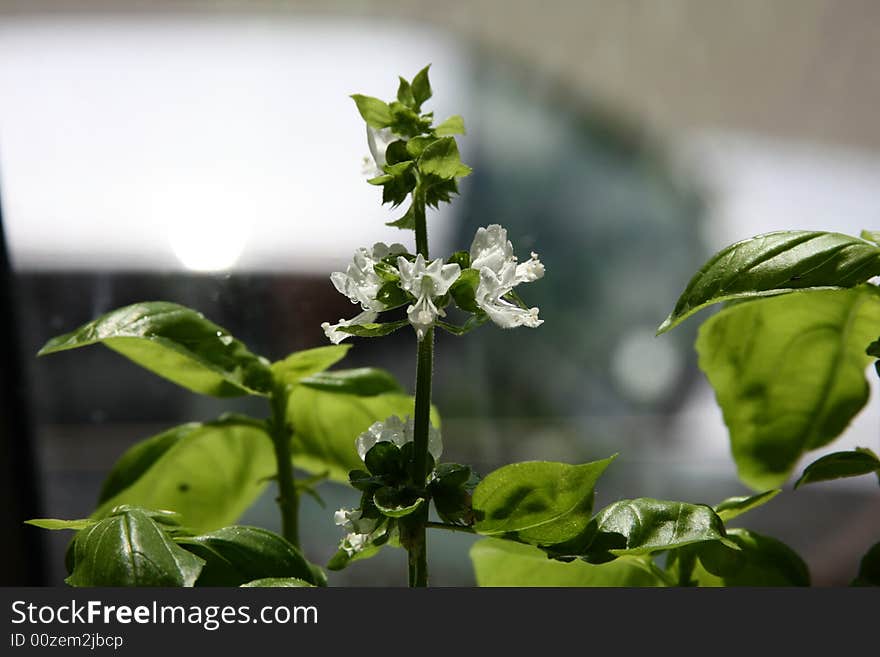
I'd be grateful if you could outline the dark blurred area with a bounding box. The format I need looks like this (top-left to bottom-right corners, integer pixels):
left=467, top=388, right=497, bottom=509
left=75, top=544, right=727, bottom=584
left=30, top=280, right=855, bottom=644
left=2, top=0, right=879, bottom=587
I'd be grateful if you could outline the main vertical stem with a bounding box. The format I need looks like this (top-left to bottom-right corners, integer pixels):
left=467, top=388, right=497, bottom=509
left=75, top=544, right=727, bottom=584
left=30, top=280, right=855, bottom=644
left=407, top=184, right=431, bottom=587
left=270, top=384, right=300, bottom=548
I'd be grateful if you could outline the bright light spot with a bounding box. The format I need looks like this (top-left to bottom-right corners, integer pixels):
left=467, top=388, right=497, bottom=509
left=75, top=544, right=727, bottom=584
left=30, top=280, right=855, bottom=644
left=611, top=327, right=683, bottom=404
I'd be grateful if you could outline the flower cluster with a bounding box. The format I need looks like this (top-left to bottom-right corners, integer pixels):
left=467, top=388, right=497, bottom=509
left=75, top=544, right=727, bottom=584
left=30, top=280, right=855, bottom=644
left=333, top=415, right=442, bottom=559
left=321, top=224, right=544, bottom=342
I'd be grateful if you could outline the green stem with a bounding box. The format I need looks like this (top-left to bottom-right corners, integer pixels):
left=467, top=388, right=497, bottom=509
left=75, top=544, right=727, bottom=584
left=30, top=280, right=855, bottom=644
left=270, top=383, right=300, bottom=548
left=406, top=183, right=431, bottom=587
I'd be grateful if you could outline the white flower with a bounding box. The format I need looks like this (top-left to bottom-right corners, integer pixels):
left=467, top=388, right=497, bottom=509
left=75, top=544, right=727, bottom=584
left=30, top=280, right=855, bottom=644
left=469, top=224, right=544, bottom=328
left=396, top=254, right=461, bottom=340
left=363, top=126, right=395, bottom=177
left=335, top=508, right=389, bottom=557
left=330, top=242, right=407, bottom=312
left=321, top=310, right=378, bottom=344
left=355, top=415, right=443, bottom=462
left=334, top=508, right=379, bottom=535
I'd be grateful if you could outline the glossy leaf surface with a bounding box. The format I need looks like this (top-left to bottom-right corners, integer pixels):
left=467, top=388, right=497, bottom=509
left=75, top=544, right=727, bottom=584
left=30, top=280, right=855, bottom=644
left=714, top=489, right=781, bottom=522
left=582, top=498, right=734, bottom=562
left=696, top=287, right=880, bottom=490
left=691, top=528, right=810, bottom=586
left=470, top=538, right=667, bottom=587
left=240, top=578, right=315, bottom=588
left=472, top=457, right=615, bottom=545
left=659, top=231, right=880, bottom=333
left=38, top=302, right=271, bottom=397
left=795, top=448, right=880, bottom=488
left=67, top=508, right=204, bottom=587
left=299, top=368, right=404, bottom=396
left=176, top=526, right=319, bottom=587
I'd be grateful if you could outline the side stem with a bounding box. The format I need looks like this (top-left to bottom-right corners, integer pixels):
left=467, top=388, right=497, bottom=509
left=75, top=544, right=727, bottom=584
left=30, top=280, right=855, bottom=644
left=270, top=383, right=300, bottom=548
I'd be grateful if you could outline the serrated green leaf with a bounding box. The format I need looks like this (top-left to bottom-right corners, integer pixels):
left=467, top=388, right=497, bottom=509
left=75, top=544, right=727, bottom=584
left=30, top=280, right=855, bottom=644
left=25, top=518, right=97, bottom=531
left=270, top=345, right=350, bottom=386
left=579, top=498, right=735, bottom=562
left=470, top=538, right=667, bottom=587
left=852, top=541, right=880, bottom=586
left=659, top=231, right=880, bottom=333
left=405, top=136, right=435, bottom=158
left=176, top=526, right=319, bottom=587
left=691, top=528, right=810, bottom=586
left=411, top=65, right=432, bottom=107
left=38, top=301, right=272, bottom=397
left=794, top=448, right=880, bottom=488
left=386, top=204, right=416, bottom=230
left=434, top=115, right=465, bottom=136
left=423, top=174, right=460, bottom=208
left=418, top=137, right=471, bottom=179
left=241, top=577, right=315, bottom=587
left=299, top=367, right=404, bottom=396
left=94, top=418, right=274, bottom=532
left=338, top=320, right=409, bottom=338
left=351, top=94, right=392, bottom=129
left=66, top=508, right=204, bottom=587
left=696, top=287, right=880, bottom=491
left=289, top=387, right=440, bottom=482
left=714, top=489, right=781, bottom=522
left=473, top=457, right=616, bottom=545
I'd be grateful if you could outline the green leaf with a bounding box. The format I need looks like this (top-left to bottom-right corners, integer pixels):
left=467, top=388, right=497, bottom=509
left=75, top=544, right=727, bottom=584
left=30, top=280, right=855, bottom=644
left=794, top=448, right=880, bottom=488
left=364, top=442, right=405, bottom=479
left=658, top=231, right=880, bottom=333
left=450, top=268, right=480, bottom=313
left=386, top=204, right=416, bottom=230
left=271, top=345, right=350, bottom=386
left=350, top=94, right=392, bottom=129
left=473, top=457, right=616, bottom=546
left=289, top=388, right=439, bottom=482
left=299, top=367, right=404, bottom=396
left=176, top=526, right=319, bottom=587
left=433, top=115, right=465, bottom=136
left=470, top=538, right=667, bottom=587
left=411, top=64, right=432, bottom=107
left=38, top=301, right=272, bottom=397
left=94, top=418, right=274, bottom=532
left=696, top=286, right=880, bottom=491
left=25, top=518, right=97, bottom=531
left=337, top=320, right=409, bottom=339
left=396, top=77, right=415, bottom=107
left=66, top=507, right=204, bottom=587
left=241, top=577, right=315, bottom=588
left=852, top=541, right=880, bottom=586
left=579, top=498, right=735, bottom=562
left=860, top=230, right=880, bottom=244
left=373, top=489, right=425, bottom=518
left=405, top=136, right=435, bottom=159
left=418, top=137, right=471, bottom=179
left=714, top=489, right=781, bottom=522
left=691, top=528, right=810, bottom=586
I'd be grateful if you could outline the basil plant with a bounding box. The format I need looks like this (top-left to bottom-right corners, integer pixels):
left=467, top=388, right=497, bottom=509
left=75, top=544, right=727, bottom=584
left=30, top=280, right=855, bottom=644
left=29, top=65, right=876, bottom=588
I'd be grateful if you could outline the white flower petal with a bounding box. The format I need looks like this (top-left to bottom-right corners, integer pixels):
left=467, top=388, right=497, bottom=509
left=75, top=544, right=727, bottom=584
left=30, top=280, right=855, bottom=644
left=469, top=224, right=544, bottom=330
left=354, top=414, right=443, bottom=462
left=321, top=310, right=378, bottom=344
left=397, top=254, right=460, bottom=339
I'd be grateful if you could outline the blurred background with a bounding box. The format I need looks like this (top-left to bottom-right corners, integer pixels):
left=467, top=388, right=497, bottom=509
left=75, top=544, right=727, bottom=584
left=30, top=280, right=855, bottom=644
left=2, top=0, right=879, bottom=586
